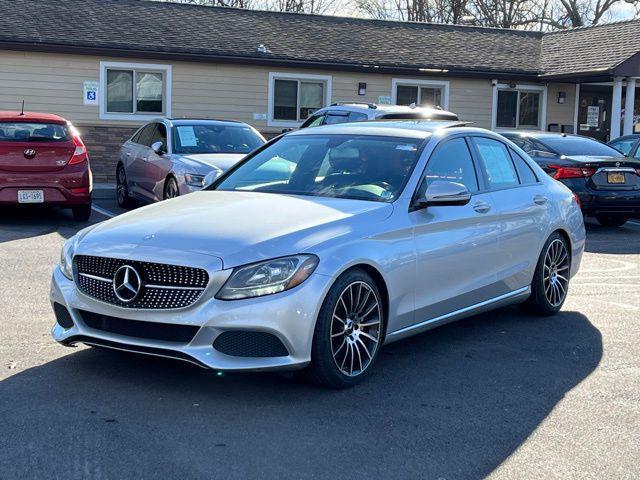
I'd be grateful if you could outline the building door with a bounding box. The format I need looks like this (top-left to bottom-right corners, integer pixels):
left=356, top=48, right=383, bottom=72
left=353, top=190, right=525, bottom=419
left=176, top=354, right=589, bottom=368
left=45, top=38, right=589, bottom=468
left=577, top=85, right=612, bottom=141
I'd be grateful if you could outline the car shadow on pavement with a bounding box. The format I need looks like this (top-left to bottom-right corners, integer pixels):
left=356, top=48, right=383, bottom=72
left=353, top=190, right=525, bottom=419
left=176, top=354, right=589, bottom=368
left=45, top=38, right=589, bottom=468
left=0, top=307, right=601, bottom=479
left=584, top=220, right=640, bottom=255
left=0, top=206, right=98, bottom=244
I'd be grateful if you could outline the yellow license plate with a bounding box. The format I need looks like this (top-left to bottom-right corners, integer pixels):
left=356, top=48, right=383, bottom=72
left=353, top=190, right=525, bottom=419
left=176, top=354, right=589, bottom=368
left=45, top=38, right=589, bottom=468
left=607, top=172, right=625, bottom=184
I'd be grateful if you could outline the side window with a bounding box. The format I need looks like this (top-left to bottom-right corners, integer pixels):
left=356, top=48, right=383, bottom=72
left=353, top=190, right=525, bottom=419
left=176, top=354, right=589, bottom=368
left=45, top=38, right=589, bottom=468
left=421, top=138, right=479, bottom=194
left=324, top=112, right=350, bottom=125
left=509, top=148, right=539, bottom=184
left=131, top=126, right=145, bottom=144
left=136, top=123, right=156, bottom=147
left=150, top=123, right=167, bottom=149
left=474, top=137, right=519, bottom=190
left=300, top=114, right=325, bottom=129
left=348, top=112, right=369, bottom=122
left=609, top=138, right=636, bottom=156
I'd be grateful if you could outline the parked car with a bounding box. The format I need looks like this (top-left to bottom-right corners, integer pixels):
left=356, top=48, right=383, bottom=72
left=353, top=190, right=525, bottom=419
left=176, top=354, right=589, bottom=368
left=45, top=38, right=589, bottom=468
left=116, top=118, right=265, bottom=207
left=608, top=134, right=640, bottom=159
left=500, top=131, right=640, bottom=227
left=0, top=111, right=92, bottom=220
left=52, top=121, right=584, bottom=388
left=297, top=103, right=459, bottom=129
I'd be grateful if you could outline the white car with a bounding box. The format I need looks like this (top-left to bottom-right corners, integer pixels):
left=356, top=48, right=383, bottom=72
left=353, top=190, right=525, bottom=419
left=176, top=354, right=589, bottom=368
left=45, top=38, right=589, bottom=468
left=52, top=121, right=585, bottom=388
left=298, top=103, right=459, bottom=129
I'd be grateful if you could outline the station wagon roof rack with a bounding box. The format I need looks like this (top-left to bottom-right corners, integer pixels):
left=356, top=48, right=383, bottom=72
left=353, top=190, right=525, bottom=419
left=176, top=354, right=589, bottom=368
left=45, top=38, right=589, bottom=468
left=330, top=102, right=378, bottom=109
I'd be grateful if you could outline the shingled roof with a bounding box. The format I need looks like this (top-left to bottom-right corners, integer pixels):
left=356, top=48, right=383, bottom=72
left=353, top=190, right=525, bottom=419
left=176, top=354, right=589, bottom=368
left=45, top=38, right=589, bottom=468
left=0, top=0, right=639, bottom=80
left=541, top=19, right=640, bottom=78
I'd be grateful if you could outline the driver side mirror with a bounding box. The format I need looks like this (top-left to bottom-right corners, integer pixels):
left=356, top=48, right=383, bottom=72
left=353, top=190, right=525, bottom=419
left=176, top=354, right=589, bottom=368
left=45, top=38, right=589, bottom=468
left=151, top=141, right=166, bottom=155
left=417, top=180, right=471, bottom=208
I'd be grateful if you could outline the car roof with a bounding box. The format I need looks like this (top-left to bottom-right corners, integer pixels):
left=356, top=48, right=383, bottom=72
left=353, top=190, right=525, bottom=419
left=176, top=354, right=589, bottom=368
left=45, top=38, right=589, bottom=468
left=0, top=111, right=67, bottom=123
left=323, top=103, right=455, bottom=115
left=499, top=131, right=591, bottom=141
left=289, top=120, right=479, bottom=139
left=164, top=118, right=247, bottom=127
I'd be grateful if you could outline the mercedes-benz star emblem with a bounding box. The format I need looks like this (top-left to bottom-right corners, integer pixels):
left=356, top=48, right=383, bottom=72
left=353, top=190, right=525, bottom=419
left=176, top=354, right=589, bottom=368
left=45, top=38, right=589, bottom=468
left=23, top=148, right=36, bottom=158
left=616, top=161, right=621, bottom=167
left=113, top=265, right=142, bottom=303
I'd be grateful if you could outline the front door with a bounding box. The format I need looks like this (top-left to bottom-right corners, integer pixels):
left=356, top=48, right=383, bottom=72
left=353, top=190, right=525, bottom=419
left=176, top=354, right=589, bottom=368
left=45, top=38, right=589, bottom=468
left=407, top=136, right=502, bottom=331
left=578, top=85, right=612, bottom=142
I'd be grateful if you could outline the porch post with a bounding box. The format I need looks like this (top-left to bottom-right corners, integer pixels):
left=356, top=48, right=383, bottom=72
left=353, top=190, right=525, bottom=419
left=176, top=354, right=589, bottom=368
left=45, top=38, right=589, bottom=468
left=623, top=77, right=636, bottom=136
left=611, top=77, right=623, bottom=140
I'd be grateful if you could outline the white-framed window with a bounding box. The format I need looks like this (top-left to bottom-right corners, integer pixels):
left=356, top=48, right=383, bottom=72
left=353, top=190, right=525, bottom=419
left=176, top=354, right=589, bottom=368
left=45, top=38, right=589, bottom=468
left=391, top=79, right=450, bottom=109
left=268, top=72, right=332, bottom=127
left=99, top=61, right=172, bottom=121
left=492, top=83, right=547, bottom=130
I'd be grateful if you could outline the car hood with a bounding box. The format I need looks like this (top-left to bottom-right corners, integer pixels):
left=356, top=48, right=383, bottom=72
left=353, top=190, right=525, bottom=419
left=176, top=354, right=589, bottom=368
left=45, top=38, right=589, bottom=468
left=172, top=153, right=246, bottom=173
left=79, top=191, right=393, bottom=269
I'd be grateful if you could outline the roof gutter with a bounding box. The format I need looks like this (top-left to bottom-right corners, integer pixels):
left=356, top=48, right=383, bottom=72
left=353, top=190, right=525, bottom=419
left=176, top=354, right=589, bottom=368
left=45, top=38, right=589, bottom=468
left=0, top=41, right=542, bottom=81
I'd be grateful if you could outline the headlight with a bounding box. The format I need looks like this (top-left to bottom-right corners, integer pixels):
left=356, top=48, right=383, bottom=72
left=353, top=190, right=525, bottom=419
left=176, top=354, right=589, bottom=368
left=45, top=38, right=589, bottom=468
left=216, top=255, right=319, bottom=300
left=184, top=173, right=206, bottom=188
left=60, top=236, right=77, bottom=280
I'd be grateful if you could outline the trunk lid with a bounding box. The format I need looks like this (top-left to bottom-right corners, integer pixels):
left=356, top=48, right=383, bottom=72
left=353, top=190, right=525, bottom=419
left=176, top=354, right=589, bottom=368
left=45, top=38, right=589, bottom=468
left=565, top=155, right=640, bottom=190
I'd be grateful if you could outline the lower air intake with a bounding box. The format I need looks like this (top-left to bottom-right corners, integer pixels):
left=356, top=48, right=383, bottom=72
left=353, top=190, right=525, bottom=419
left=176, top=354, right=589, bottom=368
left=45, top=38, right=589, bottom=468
left=213, top=331, right=289, bottom=358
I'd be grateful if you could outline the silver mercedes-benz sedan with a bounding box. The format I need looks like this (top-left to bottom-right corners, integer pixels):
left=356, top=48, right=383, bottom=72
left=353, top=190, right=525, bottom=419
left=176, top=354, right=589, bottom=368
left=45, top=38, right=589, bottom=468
left=116, top=118, right=265, bottom=207
left=52, top=121, right=585, bottom=388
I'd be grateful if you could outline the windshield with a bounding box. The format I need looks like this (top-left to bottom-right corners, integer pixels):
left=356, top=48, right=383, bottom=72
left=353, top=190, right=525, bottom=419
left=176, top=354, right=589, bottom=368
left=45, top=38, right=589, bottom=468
left=0, top=122, right=70, bottom=142
left=214, top=134, right=424, bottom=203
left=172, top=124, right=264, bottom=154
left=541, top=136, right=623, bottom=157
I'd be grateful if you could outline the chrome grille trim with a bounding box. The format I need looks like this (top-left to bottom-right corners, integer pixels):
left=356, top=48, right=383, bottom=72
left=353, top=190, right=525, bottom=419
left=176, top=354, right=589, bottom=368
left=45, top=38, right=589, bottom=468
left=74, top=255, right=209, bottom=309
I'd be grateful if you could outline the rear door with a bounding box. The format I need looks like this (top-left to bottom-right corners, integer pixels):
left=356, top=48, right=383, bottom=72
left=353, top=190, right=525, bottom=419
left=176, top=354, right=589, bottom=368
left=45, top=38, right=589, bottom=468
left=0, top=121, right=74, bottom=172
left=470, top=136, right=550, bottom=290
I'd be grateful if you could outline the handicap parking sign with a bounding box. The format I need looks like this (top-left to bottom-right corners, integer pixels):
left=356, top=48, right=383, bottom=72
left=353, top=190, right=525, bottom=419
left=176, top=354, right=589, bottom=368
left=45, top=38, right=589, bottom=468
left=83, top=80, right=99, bottom=105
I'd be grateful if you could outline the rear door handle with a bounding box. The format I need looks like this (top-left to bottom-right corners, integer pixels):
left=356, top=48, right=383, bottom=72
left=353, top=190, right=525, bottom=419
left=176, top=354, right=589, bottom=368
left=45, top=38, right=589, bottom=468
left=473, top=201, right=491, bottom=214
left=534, top=195, right=548, bottom=205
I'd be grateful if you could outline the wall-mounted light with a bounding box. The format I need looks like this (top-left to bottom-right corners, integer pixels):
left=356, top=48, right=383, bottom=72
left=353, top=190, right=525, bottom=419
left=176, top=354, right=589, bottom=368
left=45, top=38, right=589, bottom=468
left=358, top=82, right=367, bottom=96
left=557, top=91, right=566, bottom=104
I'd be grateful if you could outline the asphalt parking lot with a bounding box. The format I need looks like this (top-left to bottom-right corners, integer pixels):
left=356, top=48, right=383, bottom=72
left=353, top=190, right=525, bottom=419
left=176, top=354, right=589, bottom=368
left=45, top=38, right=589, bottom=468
left=1, top=197, right=639, bottom=479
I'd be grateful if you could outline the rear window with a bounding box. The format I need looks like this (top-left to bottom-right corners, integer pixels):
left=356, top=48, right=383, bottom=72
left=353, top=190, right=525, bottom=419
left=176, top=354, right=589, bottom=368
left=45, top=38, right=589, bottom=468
left=0, top=122, right=70, bottom=142
left=541, top=136, right=623, bottom=157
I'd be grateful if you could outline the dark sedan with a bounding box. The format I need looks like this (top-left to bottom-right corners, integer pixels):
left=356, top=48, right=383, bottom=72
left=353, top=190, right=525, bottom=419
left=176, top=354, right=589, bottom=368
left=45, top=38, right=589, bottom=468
left=501, top=132, right=640, bottom=227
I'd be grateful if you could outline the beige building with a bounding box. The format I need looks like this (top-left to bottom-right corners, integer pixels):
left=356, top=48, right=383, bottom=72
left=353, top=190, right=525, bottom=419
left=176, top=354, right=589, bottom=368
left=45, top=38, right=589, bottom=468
left=1, top=0, right=639, bottom=182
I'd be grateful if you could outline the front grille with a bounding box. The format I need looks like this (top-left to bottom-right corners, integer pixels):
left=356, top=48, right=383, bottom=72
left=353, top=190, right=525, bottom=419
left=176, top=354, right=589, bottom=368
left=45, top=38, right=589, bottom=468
left=74, top=255, right=209, bottom=309
left=79, top=310, right=200, bottom=343
left=213, top=331, right=289, bottom=358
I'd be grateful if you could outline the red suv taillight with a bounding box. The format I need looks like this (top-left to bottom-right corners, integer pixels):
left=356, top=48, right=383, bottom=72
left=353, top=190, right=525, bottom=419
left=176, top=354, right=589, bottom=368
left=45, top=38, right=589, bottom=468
left=548, top=164, right=596, bottom=180
left=68, top=135, right=88, bottom=165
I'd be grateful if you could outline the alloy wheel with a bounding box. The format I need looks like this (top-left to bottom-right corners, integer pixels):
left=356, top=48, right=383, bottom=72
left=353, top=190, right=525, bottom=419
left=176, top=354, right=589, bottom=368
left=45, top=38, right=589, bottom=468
left=165, top=179, right=178, bottom=199
left=543, top=238, right=570, bottom=307
left=330, top=281, right=382, bottom=377
left=117, top=167, right=127, bottom=204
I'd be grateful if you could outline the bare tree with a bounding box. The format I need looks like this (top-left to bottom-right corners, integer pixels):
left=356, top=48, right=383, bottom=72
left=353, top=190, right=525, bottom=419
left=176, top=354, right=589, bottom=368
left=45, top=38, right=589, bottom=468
left=168, top=0, right=255, bottom=7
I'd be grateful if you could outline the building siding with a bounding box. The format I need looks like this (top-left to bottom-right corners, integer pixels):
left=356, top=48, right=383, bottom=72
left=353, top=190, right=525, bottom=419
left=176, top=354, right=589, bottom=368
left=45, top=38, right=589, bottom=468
left=0, top=50, right=574, bottom=182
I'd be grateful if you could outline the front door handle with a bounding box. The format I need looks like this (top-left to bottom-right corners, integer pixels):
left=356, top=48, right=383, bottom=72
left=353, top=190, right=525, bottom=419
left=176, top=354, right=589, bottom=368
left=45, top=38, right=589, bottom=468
left=473, top=201, right=491, bottom=214
left=534, top=195, right=548, bottom=205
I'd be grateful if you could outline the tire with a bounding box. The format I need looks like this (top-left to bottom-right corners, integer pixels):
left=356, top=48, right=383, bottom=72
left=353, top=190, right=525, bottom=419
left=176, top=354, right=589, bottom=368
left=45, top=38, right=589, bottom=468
left=116, top=164, right=135, bottom=208
left=596, top=213, right=629, bottom=227
left=305, top=269, right=385, bottom=389
left=71, top=203, right=92, bottom=222
left=163, top=176, right=179, bottom=200
left=522, top=232, right=571, bottom=316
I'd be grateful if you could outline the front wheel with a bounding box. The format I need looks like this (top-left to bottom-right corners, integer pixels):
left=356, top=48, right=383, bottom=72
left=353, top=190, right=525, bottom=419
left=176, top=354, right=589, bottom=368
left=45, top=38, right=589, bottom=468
left=523, top=232, right=571, bottom=316
left=116, top=164, right=135, bottom=208
left=306, top=269, right=385, bottom=388
left=596, top=214, right=629, bottom=227
left=163, top=177, right=180, bottom=200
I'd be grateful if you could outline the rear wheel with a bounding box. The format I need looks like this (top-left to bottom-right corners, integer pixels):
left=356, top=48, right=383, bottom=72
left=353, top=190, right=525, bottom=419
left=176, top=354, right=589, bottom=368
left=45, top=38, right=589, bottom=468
left=71, top=203, right=92, bottom=222
left=306, top=269, right=385, bottom=388
left=596, top=214, right=629, bottom=227
left=163, top=177, right=179, bottom=200
left=523, top=232, right=570, bottom=316
left=116, top=164, right=135, bottom=208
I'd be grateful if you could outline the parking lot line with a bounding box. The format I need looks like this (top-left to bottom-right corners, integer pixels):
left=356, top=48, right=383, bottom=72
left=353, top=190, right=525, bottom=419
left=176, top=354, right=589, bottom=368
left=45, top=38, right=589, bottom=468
left=91, top=204, right=116, bottom=218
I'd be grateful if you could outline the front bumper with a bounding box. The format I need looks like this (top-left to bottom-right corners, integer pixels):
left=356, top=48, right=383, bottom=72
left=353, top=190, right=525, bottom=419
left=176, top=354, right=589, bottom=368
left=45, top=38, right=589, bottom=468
left=50, top=266, right=333, bottom=372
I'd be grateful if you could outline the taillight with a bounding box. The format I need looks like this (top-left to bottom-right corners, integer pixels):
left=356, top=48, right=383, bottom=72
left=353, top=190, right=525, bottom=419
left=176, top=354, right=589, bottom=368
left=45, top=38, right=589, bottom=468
left=635, top=168, right=640, bottom=176
left=548, top=164, right=596, bottom=179
left=572, top=192, right=582, bottom=209
left=67, top=135, right=88, bottom=165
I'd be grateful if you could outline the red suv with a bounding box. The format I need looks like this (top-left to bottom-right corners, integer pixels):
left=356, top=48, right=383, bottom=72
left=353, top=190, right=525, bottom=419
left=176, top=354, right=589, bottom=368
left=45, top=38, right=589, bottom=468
left=0, top=111, right=92, bottom=221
